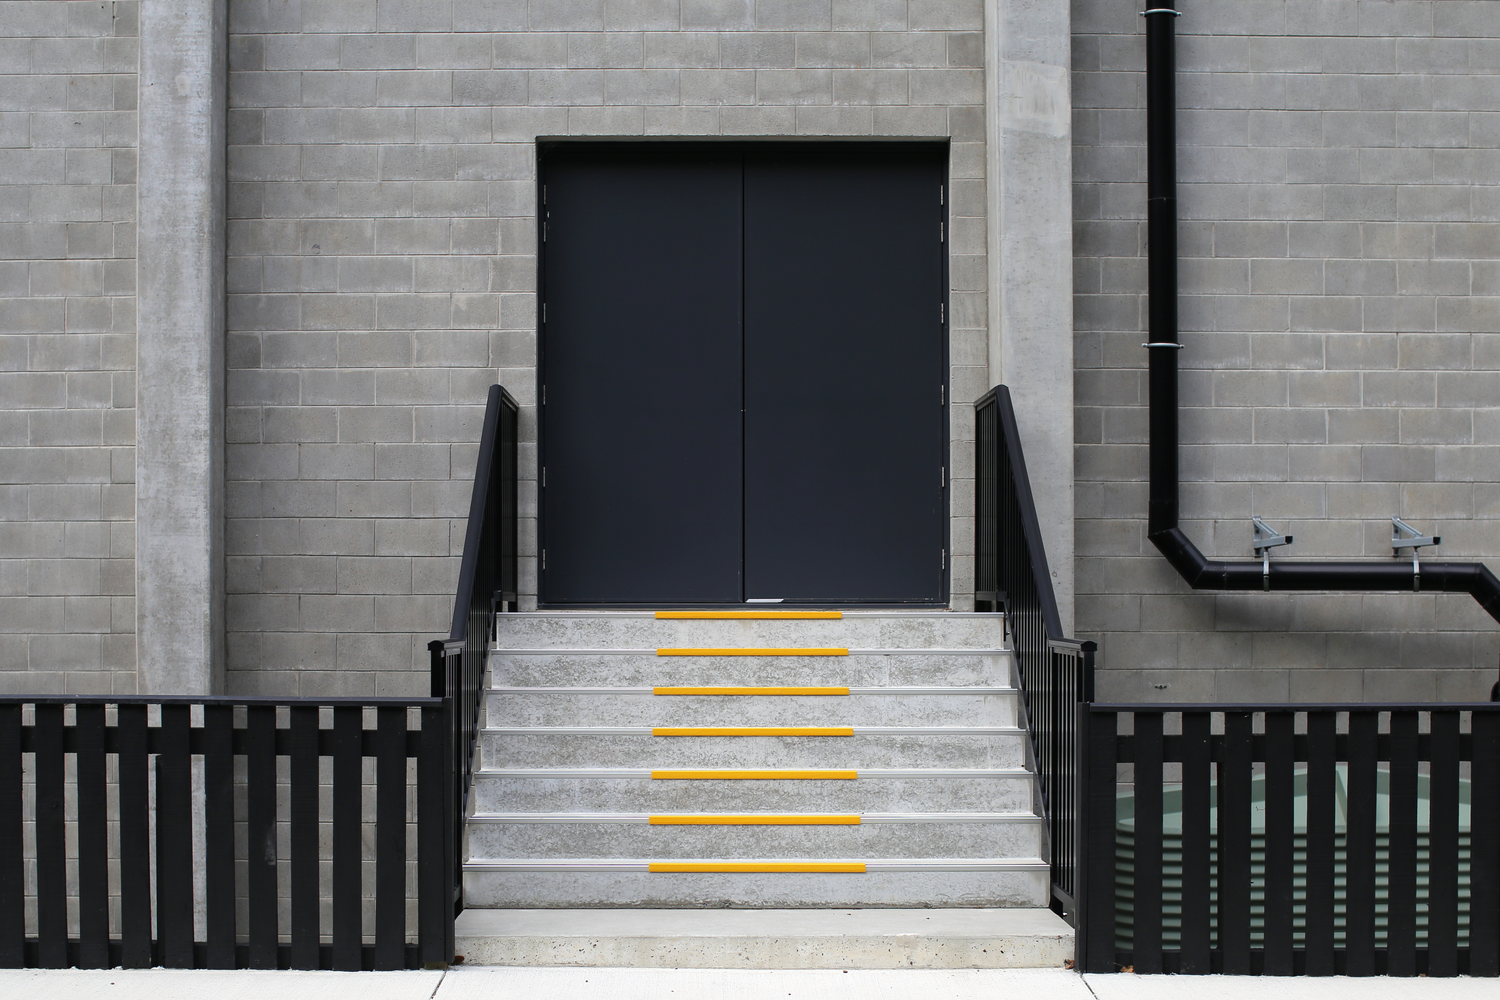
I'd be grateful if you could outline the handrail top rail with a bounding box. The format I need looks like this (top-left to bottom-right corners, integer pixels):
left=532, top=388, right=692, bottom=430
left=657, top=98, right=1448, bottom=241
left=449, top=383, right=519, bottom=642
left=0, top=694, right=444, bottom=708
left=1088, top=700, right=1500, bottom=713
left=1047, top=638, right=1098, bottom=652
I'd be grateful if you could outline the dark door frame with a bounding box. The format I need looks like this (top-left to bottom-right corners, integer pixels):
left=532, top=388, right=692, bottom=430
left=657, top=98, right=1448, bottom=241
left=535, top=139, right=952, bottom=608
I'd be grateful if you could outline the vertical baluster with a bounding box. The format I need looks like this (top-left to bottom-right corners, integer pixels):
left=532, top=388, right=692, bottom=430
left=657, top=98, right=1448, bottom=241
left=1132, top=712, right=1164, bottom=973
left=1386, top=710, right=1419, bottom=976
left=1345, top=710, right=1379, bottom=976
left=1082, top=707, right=1117, bottom=973
left=1218, top=711, right=1253, bottom=975
left=332, top=705, right=363, bottom=971
left=417, top=703, right=448, bottom=967
left=202, top=704, right=236, bottom=969
left=375, top=706, right=407, bottom=970
left=289, top=705, right=320, bottom=970
left=156, top=704, right=193, bottom=967
left=34, top=703, right=67, bottom=968
left=1304, top=711, right=1337, bottom=975
left=1427, top=710, right=1460, bottom=977
left=116, top=704, right=151, bottom=967
left=0, top=703, right=21, bottom=968
left=1469, top=708, right=1500, bottom=977
left=1262, top=710, right=1295, bottom=976
left=74, top=704, right=109, bottom=969
left=246, top=705, right=278, bottom=969
left=1178, top=711, right=1211, bottom=974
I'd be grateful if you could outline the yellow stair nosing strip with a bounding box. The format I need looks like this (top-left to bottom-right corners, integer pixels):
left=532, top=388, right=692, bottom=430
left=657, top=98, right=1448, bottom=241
left=654, top=611, right=842, bottom=619
left=647, top=814, right=860, bottom=825
left=651, top=769, right=858, bottom=780
left=656, top=647, right=849, bottom=656
left=652, top=686, right=849, bottom=696
left=651, top=726, right=853, bottom=737
left=648, top=862, right=866, bottom=874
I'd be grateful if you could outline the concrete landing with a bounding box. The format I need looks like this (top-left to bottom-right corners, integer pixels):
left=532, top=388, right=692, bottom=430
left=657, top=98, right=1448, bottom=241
left=454, top=906, right=1073, bottom=969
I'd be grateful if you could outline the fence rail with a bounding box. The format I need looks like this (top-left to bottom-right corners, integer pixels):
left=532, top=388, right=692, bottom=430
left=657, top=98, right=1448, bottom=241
left=1078, top=703, right=1500, bottom=977
left=975, top=385, right=1095, bottom=923
left=0, top=695, right=452, bottom=970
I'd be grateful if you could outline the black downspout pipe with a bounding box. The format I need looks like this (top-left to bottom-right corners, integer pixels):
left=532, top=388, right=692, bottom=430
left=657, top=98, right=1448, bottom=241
left=1139, top=7, right=1500, bottom=698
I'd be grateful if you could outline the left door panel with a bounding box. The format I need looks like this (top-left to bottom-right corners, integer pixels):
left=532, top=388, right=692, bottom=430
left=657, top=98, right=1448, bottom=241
left=539, top=148, right=744, bottom=604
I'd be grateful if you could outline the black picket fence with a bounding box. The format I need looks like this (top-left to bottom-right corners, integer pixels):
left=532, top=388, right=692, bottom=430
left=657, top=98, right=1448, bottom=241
left=1078, top=703, right=1500, bottom=976
left=976, top=385, right=1096, bottom=922
left=0, top=696, right=452, bottom=970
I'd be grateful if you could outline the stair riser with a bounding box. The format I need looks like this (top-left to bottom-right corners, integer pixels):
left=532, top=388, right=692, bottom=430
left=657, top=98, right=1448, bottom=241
left=490, top=653, right=1012, bottom=688
left=471, top=776, right=1035, bottom=813
left=467, top=821, right=1044, bottom=859
left=484, top=693, right=1018, bottom=728
left=480, top=734, right=1027, bottom=769
left=496, top=615, right=1006, bottom=650
left=462, top=870, right=1049, bottom=908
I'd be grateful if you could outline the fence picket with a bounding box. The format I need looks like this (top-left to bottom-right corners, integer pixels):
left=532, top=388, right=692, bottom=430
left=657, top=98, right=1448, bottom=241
left=0, top=704, right=19, bottom=968
left=1218, top=711, right=1253, bottom=974
left=1082, top=708, right=1117, bottom=973
left=1428, top=711, right=1460, bottom=976
left=247, top=704, right=279, bottom=969
left=1304, top=710, right=1337, bottom=975
left=1178, top=711, right=1211, bottom=974
left=117, top=704, right=152, bottom=967
left=203, top=703, right=237, bottom=969
left=1132, top=712, right=1163, bottom=973
left=156, top=704, right=194, bottom=967
left=1472, top=709, right=1500, bottom=977
left=375, top=705, right=407, bottom=971
left=332, top=705, right=363, bottom=971
left=1262, top=710, right=1295, bottom=976
left=290, top=705, right=320, bottom=970
left=418, top=703, right=450, bottom=967
left=1345, top=711, right=1379, bottom=976
left=33, top=704, right=66, bottom=968
left=74, top=703, right=109, bottom=969
left=1386, top=710, right=1419, bottom=976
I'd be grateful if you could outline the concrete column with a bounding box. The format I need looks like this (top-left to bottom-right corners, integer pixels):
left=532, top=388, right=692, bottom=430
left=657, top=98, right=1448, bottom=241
left=984, top=0, right=1076, bottom=633
left=135, top=0, right=228, bottom=694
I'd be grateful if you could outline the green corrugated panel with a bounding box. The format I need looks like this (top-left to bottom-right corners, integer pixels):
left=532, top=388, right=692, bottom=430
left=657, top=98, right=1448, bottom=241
left=1115, top=767, right=1472, bottom=951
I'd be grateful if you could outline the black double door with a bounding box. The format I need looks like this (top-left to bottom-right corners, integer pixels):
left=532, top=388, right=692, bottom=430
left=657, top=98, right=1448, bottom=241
left=539, top=143, right=947, bottom=606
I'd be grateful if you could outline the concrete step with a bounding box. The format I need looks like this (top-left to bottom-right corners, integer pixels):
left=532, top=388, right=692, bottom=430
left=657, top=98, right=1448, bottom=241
left=493, top=611, right=1008, bottom=650
left=489, top=651, right=1012, bottom=687
left=483, top=689, right=1019, bottom=727
left=461, top=866, right=1051, bottom=908
left=466, top=813, right=1044, bottom=859
left=452, top=906, right=1072, bottom=968
left=478, top=731, right=1028, bottom=770
left=470, top=770, right=1036, bottom=813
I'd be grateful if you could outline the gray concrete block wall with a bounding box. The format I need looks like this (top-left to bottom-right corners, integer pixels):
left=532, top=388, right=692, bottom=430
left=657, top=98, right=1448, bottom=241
left=224, top=0, right=988, bottom=694
left=0, top=2, right=138, bottom=694
left=1073, top=0, right=1500, bottom=701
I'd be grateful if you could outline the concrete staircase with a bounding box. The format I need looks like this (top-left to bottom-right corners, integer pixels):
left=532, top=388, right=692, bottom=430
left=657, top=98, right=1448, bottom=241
left=462, top=611, right=1051, bottom=910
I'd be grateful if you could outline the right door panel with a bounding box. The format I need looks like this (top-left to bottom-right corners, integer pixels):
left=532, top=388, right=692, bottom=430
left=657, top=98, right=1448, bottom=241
left=743, top=147, right=947, bottom=603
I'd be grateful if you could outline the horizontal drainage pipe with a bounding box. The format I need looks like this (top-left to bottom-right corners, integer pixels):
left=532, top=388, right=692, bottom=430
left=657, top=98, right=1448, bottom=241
left=1140, top=7, right=1500, bottom=699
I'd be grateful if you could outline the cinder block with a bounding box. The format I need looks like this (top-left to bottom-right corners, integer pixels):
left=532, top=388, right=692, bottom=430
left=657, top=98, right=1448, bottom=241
left=681, top=0, right=754, bottom=30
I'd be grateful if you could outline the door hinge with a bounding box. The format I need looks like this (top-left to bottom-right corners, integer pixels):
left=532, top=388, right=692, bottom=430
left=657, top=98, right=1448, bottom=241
left=542, top=184, right=547, bottom=205
left=941, top=466, right=946, bottom=488
left=542, top=384, right=546, bottom=405
left=541, top=467, right=546, bottom=487
left=542, top=221, right=547, bottom=242
left=542, top=303, right=546, bottom=323
left=940, top=384, right=944, bottom=406
left=939, top=221, right=944, bottom=243
left=542, top=548, right=546, bottom=570
left=939, top=302, right=944, bottom=324
left=940, top=184, right=944, bottom=205
left=941, top=548, right=946, bottom=570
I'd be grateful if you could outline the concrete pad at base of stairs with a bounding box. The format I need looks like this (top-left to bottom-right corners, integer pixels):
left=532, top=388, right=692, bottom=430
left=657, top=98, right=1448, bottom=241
left=454, top=906, right=1073, bottom=968
left=439, top=965, right=1089, bottom=999
left=0, top=969, right=444, bottom=1000
left=1084, top=974, right=1500, bottom=1000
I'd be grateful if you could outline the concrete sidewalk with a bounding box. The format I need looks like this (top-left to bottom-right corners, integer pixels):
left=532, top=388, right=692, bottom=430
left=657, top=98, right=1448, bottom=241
left=2, top=967, right=1498, bottom=1000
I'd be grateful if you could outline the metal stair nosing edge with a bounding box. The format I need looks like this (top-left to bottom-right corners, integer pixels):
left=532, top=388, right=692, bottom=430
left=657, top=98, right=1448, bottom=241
left=464, top=858, right=1051, bottom=872
left=467, top=811, right=1045, bottom=823
left=489, top=647, right=1014, bottom=655
left=472, top=766, right=1036, bottom=778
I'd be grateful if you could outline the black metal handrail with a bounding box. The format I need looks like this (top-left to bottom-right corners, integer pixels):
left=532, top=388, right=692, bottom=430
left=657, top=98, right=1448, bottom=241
left=1078, top=702, right=1500, bottom=977
left=0, top=695, right=451, bottom=970
left=975, top=384, right=1096, bottom=924
left=430, top=383, right=519, bottom=918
